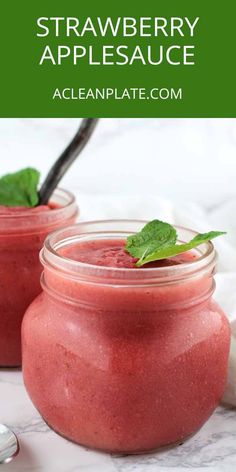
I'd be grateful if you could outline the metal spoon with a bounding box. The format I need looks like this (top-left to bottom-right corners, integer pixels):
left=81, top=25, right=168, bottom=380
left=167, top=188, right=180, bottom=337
left=0, top=425, right=19, bottom=464
left=38, top=118, right=99, bottom=205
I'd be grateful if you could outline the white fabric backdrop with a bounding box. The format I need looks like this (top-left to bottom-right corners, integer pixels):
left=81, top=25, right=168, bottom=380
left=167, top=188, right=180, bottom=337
left=0, top=118, right=236, bottom=207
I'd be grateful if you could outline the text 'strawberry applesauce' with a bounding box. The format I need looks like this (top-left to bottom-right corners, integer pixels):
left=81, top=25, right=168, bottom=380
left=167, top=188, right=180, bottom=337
left=22, top=221, right=230, bottom=453
left=0, top=189, right=78, bottom=367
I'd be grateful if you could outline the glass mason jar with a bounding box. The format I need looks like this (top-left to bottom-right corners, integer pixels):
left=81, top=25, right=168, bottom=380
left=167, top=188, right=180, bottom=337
left=0, top=189, right=78, bottom=367
left=22, top=221, right=230, bottom=454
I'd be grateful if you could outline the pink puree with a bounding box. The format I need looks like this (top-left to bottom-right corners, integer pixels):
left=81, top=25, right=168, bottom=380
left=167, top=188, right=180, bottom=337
left=60, top=238, right=197, bottom=268
left=0, top=205, right=50, bottom=215
left=0, top=204, right=76, bottom=366
left=22, top=238, right=230, bottom=453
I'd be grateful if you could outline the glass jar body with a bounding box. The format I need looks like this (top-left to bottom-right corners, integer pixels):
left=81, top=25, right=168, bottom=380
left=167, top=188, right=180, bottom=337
left=0, top=189, right=78, bottom=366
left=22, top=221, right=230, bottom=453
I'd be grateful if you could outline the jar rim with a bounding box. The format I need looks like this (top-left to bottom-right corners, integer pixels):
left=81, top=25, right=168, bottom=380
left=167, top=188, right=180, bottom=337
left=0, top=188, right=78, bottom=234
left=0, top=188, right=76, bottom=219
left=41, top=220, right=216, bottom=285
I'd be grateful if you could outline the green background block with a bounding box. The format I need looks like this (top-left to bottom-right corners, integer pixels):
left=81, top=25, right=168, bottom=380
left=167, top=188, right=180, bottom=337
left=0, top=0, right=235, bottom=117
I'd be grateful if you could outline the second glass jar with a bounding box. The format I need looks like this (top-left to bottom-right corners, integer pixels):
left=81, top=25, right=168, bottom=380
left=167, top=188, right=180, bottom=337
left=0, top=189, right=78, bottom=366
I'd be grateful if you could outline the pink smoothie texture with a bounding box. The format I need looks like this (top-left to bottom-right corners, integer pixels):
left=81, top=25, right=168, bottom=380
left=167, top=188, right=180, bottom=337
left=22, top=238, right=230, bottom=453
left=0, top=205, right=50, bottom=215
left=0, top=202, right=77, bottom=366
left=60, top=238, right=197, bottom=268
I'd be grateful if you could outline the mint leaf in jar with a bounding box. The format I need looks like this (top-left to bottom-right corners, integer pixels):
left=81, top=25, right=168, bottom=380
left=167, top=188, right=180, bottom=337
left=126, top=219, right=177, bottom=261
left=0, top=168, right=40, bottom=207
left=125, top=220, right=226, bottom=267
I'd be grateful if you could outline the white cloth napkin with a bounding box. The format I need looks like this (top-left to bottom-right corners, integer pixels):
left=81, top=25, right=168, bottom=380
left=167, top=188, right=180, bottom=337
left=75, top=192, right=236, bottom=406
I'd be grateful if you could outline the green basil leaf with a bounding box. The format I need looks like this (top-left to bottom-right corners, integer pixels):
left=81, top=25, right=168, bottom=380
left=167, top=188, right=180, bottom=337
left=0, top=168, right=40, bottom=207
left=126, top=219, right=177, bottom=262
left=135, top=230, right=226, bottom=267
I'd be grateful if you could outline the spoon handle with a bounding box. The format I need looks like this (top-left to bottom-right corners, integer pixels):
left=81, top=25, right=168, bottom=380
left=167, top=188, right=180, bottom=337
left=38, top=118, right=99, bottom=205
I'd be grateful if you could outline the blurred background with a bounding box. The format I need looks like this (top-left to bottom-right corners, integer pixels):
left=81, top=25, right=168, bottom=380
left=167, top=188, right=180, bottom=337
left=0, top=118, right=236, bottom=270
left=0, top=119, right=236, bottom=203
left=0, top=118, right=235, bottom=205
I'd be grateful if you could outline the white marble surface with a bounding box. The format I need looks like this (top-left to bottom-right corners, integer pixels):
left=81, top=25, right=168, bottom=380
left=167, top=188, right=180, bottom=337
left=0, top=119, right=236, bottom=471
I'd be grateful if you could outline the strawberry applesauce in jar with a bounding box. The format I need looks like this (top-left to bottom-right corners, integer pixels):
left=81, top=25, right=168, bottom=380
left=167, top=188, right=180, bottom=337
left=0, top=189, right=78, bottom=366
left=22, top=221, right=230, bottom=453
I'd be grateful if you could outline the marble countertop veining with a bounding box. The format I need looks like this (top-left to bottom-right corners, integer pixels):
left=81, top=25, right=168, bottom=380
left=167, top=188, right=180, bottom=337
left=0, top=369, right=235, bottom=472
